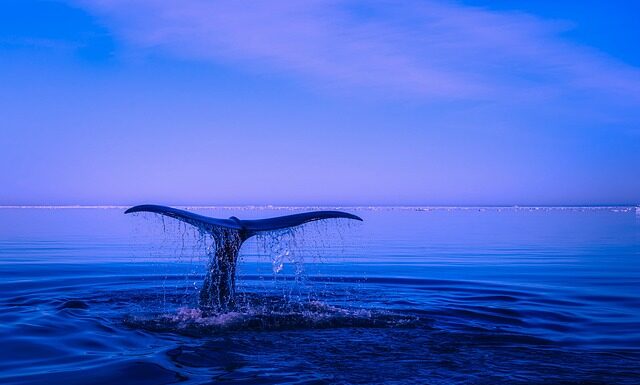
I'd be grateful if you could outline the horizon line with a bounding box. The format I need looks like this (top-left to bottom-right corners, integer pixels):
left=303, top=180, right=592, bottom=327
left=0, top=205, right=637, bottom=210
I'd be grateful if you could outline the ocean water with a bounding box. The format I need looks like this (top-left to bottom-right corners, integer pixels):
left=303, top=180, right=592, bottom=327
left=0, top=207, right=639, bottom=384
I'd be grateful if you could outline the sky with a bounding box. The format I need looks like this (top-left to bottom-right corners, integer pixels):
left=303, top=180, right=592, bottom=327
left=1, top=0, right=639, bottom=206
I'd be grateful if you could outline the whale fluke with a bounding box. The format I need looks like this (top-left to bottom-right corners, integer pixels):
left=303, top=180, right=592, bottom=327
left=125, top=204, right=361, bottom=237
left=125, top=204, right=362, bottom=310
left=124, top=204, right=243, bottom=232
left=240, top=211, right=362, bottom=234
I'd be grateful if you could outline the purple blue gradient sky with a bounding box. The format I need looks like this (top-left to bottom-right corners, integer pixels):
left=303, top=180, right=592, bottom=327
left=1, top=0, right=639, bottom=206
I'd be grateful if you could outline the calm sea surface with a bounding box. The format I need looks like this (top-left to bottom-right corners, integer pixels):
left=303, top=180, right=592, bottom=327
left=0, top=207, right=639, bottom=384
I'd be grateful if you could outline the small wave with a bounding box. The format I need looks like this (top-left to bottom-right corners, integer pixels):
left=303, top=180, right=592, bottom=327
left=57, top=300, right=89, bottom=310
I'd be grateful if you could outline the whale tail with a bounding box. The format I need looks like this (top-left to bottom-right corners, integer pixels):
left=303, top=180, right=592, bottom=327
left=125, top=205, right=362, bottom=310
left=124, top=204, right=361, bottom=239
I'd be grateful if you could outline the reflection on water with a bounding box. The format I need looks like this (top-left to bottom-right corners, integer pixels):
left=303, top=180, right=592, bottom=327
left=0, top=207, right=639, bottom=384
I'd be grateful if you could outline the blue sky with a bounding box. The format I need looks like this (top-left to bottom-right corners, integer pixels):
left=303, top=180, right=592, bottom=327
left=1, top=0, right=639, bottom=206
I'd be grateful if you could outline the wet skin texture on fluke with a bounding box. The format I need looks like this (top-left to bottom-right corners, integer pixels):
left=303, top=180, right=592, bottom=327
left=125, top=205, right=362, bottom=311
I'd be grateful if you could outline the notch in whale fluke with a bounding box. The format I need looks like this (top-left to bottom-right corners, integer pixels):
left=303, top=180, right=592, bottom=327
left=124, top=204, right=362, bottom=236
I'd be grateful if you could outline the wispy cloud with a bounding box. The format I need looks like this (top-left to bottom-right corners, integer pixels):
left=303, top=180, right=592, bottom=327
left=76, top=0, right=640, bottom=102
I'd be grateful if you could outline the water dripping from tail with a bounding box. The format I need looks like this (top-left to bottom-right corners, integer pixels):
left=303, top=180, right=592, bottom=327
left=125, top=205, right=362, bottom=313
left=199, top=228, right=242, bottom=312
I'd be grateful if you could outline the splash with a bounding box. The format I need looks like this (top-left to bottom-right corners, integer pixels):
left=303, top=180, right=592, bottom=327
left=124, top=295, right=420, bottom=335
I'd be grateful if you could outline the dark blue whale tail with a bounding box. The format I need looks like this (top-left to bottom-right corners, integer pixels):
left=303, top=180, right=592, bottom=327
left=124, top=204, right=362, bottom=239
left=125, top=204, right=362, bottom=310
